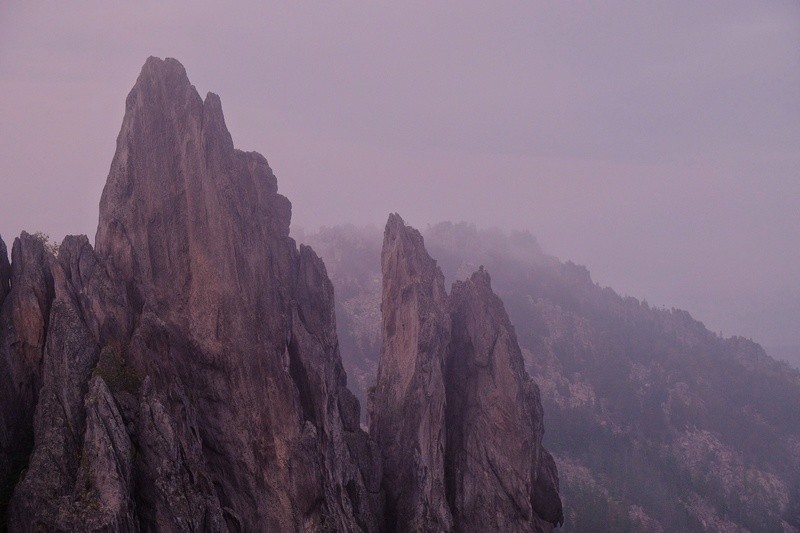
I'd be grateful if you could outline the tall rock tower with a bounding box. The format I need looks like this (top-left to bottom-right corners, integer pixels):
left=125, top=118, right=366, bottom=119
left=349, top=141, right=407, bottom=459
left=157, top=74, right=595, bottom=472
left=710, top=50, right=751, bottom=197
left=370, top=214, right=562, bottom=532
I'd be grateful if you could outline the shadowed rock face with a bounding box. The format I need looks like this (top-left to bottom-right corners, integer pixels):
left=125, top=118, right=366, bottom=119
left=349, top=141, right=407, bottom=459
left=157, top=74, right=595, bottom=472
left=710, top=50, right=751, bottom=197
left=447, top=268, right=562, bottom=531
left=2, top=57, right=381, bottom=532
left=0, top=237, right=10, bottom=306
left=0, top=234, right=54, bottom=518
left=0, top=57, right=560, bottom=532
left=370, top=215, right=562, bottom=532
left=94, top=56, right=305, bottom=531
left=369, top=213, right=453, bottom=532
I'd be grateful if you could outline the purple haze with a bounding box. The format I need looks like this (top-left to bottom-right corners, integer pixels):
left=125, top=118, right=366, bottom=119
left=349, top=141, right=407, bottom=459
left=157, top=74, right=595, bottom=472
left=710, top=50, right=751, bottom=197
left=1, top=2, right=798, bottom=352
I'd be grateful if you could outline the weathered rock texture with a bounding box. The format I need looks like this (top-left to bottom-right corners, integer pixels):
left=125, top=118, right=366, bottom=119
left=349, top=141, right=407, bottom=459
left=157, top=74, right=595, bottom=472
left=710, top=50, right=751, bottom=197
left=0, top=233, right=53, bottom=520
left=369, top=214, right=453, bottom=531
left=0, top=58, right=561, bottom=532
left=369, top=215, right=562, bottom=532
left=1, top=57, right=381, bottom=532
left=0, top=237, right=10, bottom=305
left=447, top=267, right=562, bottom=531
left=308, top=221, right=800, bottom=531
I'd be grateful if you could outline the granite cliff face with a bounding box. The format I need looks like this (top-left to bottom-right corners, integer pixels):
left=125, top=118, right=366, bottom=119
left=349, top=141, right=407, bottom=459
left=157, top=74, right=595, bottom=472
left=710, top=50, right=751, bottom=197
left=0, top=58, right=562, bottom=532
left=369, top=215, right=562, bottom=532
left=448, top=268, right=562, bottom=531
left=0, top=234, right=54, bottom=523
left=91, top=56, right=381, bottom=532
left=0, top=57, right=381, bottom=532
left=369, top=214, right=453, bottom=531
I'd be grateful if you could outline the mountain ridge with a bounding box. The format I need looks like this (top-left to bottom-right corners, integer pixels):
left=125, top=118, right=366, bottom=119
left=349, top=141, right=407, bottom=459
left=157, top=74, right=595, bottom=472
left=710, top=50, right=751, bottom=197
left=303, top=221, right=800, bottom=531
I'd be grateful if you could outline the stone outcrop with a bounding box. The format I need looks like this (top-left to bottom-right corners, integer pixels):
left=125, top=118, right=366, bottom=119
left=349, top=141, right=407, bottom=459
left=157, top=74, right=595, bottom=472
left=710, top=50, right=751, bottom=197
left=7, top=251, right=107, bottom=530
left=447, top=268, right=562, bottom=531
left=0, top=237, right=10, bottom=306
left=532, top=449, right=563, bottom=527
left=1, top=57, right=381, bottom=532
left=90, top=57, right=379, bottom=531
left=308, top=220, right=800, bottom=530
left=0, top=57, right=561, bottom=532
left=369, top=213, right=453, bottom=532
left=369, top=215, right=562, bottom=532
left=0, top=234, right=54, bottom=518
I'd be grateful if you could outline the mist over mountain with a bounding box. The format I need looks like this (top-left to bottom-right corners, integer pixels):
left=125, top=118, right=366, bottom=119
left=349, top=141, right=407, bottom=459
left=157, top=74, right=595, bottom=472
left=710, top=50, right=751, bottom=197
left=2, top=3, right=798, bottom=361
left=303, top=222, right=800, bottom=532
left=0, top=4, right=797, bottom=530
left=768, top=345, right=800, bottom=372
left=0, top=58, right=566, bottom=532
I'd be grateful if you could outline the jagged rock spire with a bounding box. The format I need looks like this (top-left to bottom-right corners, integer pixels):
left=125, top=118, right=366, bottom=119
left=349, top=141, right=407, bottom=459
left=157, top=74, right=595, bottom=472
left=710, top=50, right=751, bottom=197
left=370, top=213, right=453, bottom=531
left=448, top=267, right=563, bottom=531
left=0, top=57, right=561, bottom=532
left=370, top=214, right=562, bottom=532
left=3, top=57, right=381, bottom=532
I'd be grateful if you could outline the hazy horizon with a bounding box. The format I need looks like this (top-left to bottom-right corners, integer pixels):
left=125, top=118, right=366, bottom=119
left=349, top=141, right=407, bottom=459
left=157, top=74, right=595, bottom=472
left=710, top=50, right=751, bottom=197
left=1, top=2, right=798, bottom=350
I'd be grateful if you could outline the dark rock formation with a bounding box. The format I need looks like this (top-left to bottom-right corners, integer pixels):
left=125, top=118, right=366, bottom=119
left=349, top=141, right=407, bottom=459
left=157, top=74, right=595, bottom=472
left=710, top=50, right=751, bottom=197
left=0, top=234, right=54, bottom=519
left=3, top=234, right=145, bottom=530
left=0, top=57, right=561, bottom=532
left=298, top=225, right=383, bottom=424
left=1, top=57, right=381, bottom=532
left=307, top=222, right=800, bottom=531
left=447, top=267, right=562, bottom=531
left=369, top=214, right=453, bottom=532
left=133, top=374, right=226, bottom=531
left=369, top=215, right=562, bottom=532
left=0, top=237, right=10, bottom=306
left=532, top=449, right=563, bottom=527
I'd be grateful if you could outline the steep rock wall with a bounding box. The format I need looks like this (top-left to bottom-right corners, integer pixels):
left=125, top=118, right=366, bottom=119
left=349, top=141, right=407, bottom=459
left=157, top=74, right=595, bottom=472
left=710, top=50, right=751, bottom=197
left=2, top=57, right=381, bottom=532
left=369, top=215, right=562, bottom=532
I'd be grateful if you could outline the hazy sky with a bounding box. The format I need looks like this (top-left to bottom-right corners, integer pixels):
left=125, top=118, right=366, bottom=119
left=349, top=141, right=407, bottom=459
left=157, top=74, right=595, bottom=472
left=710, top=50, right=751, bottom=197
left=1, top=2, right=798, bottom=347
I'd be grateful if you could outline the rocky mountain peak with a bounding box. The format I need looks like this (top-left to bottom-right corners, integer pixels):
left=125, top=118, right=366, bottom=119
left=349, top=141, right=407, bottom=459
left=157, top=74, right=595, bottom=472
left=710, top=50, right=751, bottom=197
left=381, top=213, right=442, bottom=283
left=371, top=213, right=453, bottom=531
left=370, top=213, right=562, bottom=532
left=96, top=55, right=291, bottom=335
left=448, top=259, right=562, bottom=531
left=467, top=264, right=491, bottom=287
left=1, top=58, right=563, bottom=532
left=2, top=57, right=381, bottom=532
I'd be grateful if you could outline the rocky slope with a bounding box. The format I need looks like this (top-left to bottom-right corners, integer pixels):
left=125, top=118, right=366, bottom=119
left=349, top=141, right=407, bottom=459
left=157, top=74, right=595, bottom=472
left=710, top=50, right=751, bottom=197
left=303, top=222, right=800, bottom=532
left=369, top=215, right=562, bottom=532
left=1, top=57, right=382, bottom=532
